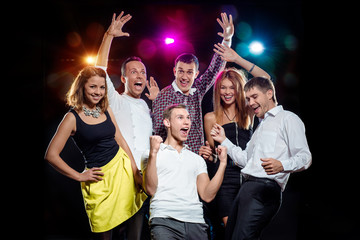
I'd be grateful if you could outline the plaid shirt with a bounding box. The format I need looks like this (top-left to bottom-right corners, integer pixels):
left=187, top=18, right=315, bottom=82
left=152, top=53, right=226, bottom=154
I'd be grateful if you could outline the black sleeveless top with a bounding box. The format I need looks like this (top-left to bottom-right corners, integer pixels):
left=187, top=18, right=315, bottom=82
left=70, top=109, right=119, bottom=168
left=215, top=122, right=252, bottom=166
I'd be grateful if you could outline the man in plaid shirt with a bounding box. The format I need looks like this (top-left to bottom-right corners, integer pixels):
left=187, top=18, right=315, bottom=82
left=153, top=12, right=234, bottom=154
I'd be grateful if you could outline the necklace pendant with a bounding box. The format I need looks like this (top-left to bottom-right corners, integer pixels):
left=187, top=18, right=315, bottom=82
left=224, top=110, right=237, bottom=123
left=83, top=106, right=101, bottom=118
left=92, top=109, right=100, bottom=118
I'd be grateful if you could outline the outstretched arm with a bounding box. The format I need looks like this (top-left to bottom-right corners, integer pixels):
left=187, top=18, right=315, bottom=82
left=213, top=43, right=271, bottom=79
left=95, top=11, right=132, bottom=67
left=195, top=12, right=234, bottom=96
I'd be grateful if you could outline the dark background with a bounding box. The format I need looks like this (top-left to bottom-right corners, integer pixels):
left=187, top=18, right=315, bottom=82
left=12, top=0, right=355, bottom=239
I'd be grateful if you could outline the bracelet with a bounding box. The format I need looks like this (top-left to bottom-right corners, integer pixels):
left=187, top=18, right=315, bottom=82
left=248, top=64, right=256, bottom=73
left=213, top=153, right=218, bottom=163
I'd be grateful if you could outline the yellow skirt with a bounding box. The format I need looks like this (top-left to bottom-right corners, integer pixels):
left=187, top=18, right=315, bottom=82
left=80, top=147, right=147, bottom=233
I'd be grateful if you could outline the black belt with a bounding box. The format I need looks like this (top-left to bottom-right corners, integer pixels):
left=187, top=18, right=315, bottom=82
left=242, top=175, right=278, bottom=185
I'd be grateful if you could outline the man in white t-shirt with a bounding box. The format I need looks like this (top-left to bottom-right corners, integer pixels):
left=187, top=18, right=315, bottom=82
left=96, top=12, right=159, bottom=170
left=95, top=11, right=159, bottom=240
left=142, top=104, right=227, bottom=240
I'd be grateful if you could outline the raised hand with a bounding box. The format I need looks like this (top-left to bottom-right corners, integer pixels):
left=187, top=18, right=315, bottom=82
left=210, top=123, right=226, bottom=144
left=145, top=76, right=160, bottom=101
left=149, top=135, right=163, bottom=155
left=107, top=11, right=132, bottom=37
left=213, top=43, right=239, bottom=62
left=216, top=145, right=227, bottom=165
left=217, top=12, right=234, bottom=41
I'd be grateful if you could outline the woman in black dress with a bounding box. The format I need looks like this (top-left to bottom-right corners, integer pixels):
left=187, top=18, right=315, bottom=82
left=202, top=68, right=251, bottom=228
left=45, top=66, right=146, bottom=239
left=200, top=46, right=270, bottom=229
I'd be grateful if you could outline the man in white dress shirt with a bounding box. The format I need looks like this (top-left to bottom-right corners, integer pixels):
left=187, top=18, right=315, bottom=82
left=211, top=76, right=312, bottom=240
left=95, top=12, right=159, bottom=240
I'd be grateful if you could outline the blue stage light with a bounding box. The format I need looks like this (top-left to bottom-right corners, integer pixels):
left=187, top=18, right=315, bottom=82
left=249, top=41, right=264, bottom=55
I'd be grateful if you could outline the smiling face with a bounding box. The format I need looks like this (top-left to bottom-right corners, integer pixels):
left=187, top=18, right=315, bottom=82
left=83, top=75, right=106, bottom=107
left=122, top=60, right=147, bottom=98
left=219, top=78, right=236, bottom=106
left=173, top=61, right=199, bottom=95
left=245, top=86, right=275, bottom=119
left=164, top=107, right=191, bottom=143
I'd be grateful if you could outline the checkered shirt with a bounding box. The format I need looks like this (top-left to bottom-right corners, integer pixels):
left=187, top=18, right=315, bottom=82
left=152, top=53, right=226, bottom=154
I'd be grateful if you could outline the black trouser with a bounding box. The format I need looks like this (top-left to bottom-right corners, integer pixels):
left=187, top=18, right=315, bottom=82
left=225, top=176, right=282, bottom=240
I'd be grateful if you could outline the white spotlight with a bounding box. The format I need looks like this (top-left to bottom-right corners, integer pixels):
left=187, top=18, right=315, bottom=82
left=249, top=41, right=264, bottom=55
left=85, top=56, right=96, bottom=65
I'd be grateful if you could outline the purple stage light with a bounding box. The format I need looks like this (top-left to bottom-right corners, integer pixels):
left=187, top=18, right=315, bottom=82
left=165, top=37, right=175, bottom=45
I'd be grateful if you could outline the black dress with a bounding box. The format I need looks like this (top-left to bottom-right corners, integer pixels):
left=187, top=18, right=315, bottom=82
left=70, top=109, right=119, bottom=168
left=211, top=122, right=252, bottom=218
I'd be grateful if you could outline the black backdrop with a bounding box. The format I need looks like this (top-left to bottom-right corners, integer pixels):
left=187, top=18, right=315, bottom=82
left=10, top=0, right=355, bottom=239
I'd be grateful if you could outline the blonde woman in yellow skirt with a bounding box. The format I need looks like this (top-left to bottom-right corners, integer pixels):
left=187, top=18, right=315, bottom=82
left=45, top=66, right=147, bottom=239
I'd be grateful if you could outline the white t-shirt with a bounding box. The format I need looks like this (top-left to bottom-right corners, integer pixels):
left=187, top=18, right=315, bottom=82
left=97, top=66, right=152, bottom=169
left=141, top=143, right=208, bottom=223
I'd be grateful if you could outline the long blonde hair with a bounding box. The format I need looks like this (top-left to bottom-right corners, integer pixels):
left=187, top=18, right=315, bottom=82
left=213, top=68, right=250, bottom=129
left=66, top=66, right=109, bottom=112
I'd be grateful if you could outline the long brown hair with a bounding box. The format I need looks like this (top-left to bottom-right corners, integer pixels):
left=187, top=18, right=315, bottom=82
left=213, top=68, right=250, bottom=129
left=66, top=66, right=108, bottom=112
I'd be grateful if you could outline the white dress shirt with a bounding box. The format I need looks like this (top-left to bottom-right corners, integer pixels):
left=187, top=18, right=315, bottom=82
left=221, top=105, right=312, bottom=191
left=97, top=66, right=153, bottom=169
left=141, top=143, right=208, bottom=223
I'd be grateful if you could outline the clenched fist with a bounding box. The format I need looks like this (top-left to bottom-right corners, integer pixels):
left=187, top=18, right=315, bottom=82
left=150, top=135, right=163, bottom=155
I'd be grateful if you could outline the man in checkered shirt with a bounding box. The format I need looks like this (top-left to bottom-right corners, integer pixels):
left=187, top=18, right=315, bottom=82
left=153, top=12, right=234, bottom=154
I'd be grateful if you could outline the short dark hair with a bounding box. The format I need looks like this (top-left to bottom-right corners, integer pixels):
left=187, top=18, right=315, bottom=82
left=121, top=56, right=143, bottom=77
left=163, top=104, right=188, bottom=120
left=244, top=77, right=277, bottom=104
left=174, top=53, right=199, bottom=70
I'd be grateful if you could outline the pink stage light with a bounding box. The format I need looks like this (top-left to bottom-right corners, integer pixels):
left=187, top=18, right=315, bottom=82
left=165, top=37, right=175, bottom=45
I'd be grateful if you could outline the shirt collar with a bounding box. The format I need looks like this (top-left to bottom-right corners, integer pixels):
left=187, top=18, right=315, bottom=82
left=264, top=105, right=283, bottom=119
left=160, top=143, right=190, bottom=151
left=172, top=81, right=197, bottom=95
left=121, top=93, right=141, bottom=103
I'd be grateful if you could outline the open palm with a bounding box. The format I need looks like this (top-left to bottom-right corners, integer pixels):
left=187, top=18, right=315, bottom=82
left=107, top=11, right=132, bottom=37
left=217, top=12, right=234, bottom=41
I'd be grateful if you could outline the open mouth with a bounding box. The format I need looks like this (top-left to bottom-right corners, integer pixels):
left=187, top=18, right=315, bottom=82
left=179, top=79, right=189, bottom=88
left=253, top=105, right=260, bottom=114
left=134, top=82, right=143, bottom=90
left=180, top=127, right=189, bottom=136
left=223, top=95, right=233, bottom=101
left=91, top=95, right=101, bottom=101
